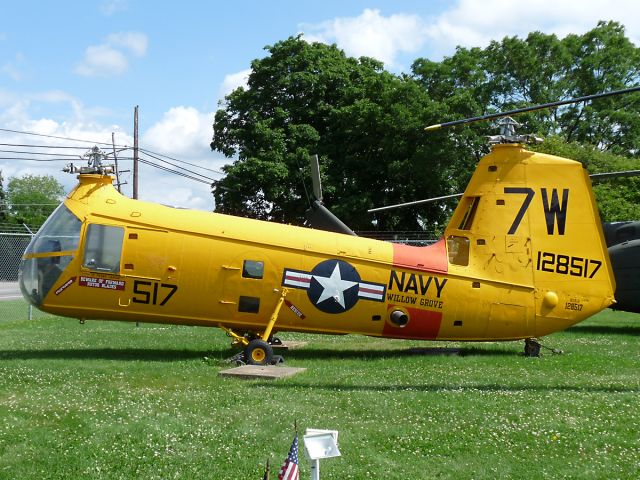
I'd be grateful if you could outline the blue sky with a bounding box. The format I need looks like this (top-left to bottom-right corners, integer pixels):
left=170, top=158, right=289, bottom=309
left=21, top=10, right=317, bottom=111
left=2, top=0, right=640, bottom=209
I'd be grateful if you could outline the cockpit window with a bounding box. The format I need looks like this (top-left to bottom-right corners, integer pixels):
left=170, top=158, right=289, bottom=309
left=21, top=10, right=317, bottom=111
left=25, top=204, right=81, bottom=254
left=82, top=224, right=125, bottom=273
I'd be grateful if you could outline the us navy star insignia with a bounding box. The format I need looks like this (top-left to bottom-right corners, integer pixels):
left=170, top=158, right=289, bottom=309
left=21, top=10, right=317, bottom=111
left=314, top=263, right=358, bottom=308
left=282, top=259, right=386, bottom=314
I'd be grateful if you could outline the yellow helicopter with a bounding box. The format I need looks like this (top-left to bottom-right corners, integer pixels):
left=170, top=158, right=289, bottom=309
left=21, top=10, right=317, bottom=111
left=19, top=94, right=624, bottom=364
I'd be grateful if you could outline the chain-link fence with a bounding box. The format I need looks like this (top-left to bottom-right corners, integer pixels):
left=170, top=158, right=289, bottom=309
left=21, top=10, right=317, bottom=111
left=0, top=232, right=51, bottom=320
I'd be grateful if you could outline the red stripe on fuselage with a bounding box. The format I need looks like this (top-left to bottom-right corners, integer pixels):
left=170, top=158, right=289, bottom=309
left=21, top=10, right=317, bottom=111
left=391, top=238, right=448, bottom=273
left=386, top=239, right=448, bottom=339
left=382, top=306, right=442, bottom=339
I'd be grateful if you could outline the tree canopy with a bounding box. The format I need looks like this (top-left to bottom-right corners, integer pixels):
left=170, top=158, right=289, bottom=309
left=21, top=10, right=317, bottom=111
left=412, top=21, right=640, bottom=157
left=4, top=174, right=65, bottom=228
left=212, top=23, right=640, bottom=231
left=211, top=36, right=463, bottom=232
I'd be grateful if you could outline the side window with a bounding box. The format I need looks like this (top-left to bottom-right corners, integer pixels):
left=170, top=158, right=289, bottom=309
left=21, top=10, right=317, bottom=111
left=238, top=296, right=260, bottom=313
left=458, top=197, right=480, bottom=230
left=447, top=235, right=470, bottom=266
left=83, top=224, right=125, bottom=273
left=242, top=260, right=264, bottom=279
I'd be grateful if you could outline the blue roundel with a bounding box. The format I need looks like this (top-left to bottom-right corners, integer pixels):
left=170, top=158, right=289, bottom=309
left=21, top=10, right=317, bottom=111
left=307, top=259, right=361, bottom=314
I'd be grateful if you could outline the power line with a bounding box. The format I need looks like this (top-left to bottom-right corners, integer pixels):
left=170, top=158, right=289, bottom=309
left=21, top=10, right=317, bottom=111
left=137, top=157, right=212, bottom=185
left=0, top=127, right=129, bottom=148
left=1, top=128, right=225, bottom=179
left=0, top=143, right=91, bottom=150
left=138, top=157, right=212, bottom=184
left=139, top=147, right=224, bottom=175
left=0, top=157, right=85, bottom=162
left=0, top=155, right=136, bottom=162
left=139, top=152, right=217, bottom=182
left=0, top=149, right=86, bottom=157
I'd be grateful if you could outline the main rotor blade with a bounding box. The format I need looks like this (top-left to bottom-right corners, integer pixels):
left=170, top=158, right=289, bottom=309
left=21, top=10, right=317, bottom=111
left=367, top=193, right=463, bottom=213
left=368, top=170, right=640, bottom=213
left=590, top=170, right=640, bottom=181
left=310, top=154, right=322, bottom=201
left=425, top=85, right=640, bottom=132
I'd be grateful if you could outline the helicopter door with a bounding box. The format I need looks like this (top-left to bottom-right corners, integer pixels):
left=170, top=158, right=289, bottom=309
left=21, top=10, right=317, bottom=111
left=121, top=227, right=169, bottom=280
left=219, top=251, right=279, bottom=320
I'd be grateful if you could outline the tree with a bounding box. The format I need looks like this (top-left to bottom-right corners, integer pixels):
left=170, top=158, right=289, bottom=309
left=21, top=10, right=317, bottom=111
left=0, top=170, right=6, bottom=222
left=6, top=174, right=65, bottom=227
left=411, top=21, right=640, bottom=223
left=412, top=21, right=640, bottom=157
left=211, top=36, right=456, bottom=232
left=212, top=24, right=640, bottom=233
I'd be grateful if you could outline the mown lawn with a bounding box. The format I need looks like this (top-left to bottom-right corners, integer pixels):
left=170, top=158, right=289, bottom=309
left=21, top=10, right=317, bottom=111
left=0, top=305, right=638, bottom=479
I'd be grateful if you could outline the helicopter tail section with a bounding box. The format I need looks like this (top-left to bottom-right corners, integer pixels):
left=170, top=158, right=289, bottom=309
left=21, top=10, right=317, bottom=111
left=443, top=143, right=615, bottom=338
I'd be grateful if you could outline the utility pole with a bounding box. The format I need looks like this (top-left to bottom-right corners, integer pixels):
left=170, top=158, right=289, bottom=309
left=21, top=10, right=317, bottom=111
left=132, top=106, right=140, bottom=329
left=133, top=105, right=139, bottom=199
left=111, top=132, right=122, bottom=193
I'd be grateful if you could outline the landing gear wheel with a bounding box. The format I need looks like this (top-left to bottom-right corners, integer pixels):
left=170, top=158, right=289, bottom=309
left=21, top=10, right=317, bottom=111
left=524, top=338, right=541, bottom=357
left=270, top=336, right=282, bottom=346
left=244, top=339, right=274, bottom=366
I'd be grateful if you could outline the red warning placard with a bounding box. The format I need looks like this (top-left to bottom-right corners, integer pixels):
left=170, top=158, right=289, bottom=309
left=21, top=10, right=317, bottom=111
left=79, top=276, right=125, bottom=291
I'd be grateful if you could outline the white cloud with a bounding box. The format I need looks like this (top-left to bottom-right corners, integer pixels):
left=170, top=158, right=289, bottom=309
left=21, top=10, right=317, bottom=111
left=424, top=0, right=640, bottom=57
left=0, top=109, right=133, bottom=195
left=139, top=106, right=229, bottom=209
left=106, top=32, right=148, bottom=57
left=142, top=106, right=214, bottom=156
left=301, top=9, right=427, bottom=68
left=75, top=32, right=148, bottom=77
left=100, top=0, right=128, bottom=16
left=299, top=2, right=640, bottom=67
left=219, top=69, right=251, bottom=99
left=0, top=98, right=225, bottom=210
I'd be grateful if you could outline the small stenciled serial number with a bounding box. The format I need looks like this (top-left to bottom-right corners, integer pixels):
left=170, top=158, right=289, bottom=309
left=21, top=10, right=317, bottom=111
left=536, top=251, right=602, bottom=278
left=565, top=302, right=584, bottom=311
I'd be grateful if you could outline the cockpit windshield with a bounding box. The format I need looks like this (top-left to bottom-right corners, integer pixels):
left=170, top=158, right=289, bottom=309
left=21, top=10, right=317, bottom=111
left=24, top=204, right=81, bottom=255
left=19, top=204, right=81, bottom=307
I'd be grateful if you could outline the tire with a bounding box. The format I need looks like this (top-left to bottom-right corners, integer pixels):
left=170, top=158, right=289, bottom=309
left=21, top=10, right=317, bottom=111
left=524, top=339, right=541, bottom=357
left=244, top=339, right=273, bottom=366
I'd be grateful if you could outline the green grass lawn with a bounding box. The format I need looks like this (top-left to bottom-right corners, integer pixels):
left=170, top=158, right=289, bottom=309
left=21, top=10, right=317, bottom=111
left=0, top=307, right=638, bottom=479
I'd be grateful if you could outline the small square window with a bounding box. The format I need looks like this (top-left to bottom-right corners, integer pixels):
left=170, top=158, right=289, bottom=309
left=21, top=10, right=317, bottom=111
left=242, top=260, right=264, bottom=279
left=238, top=296, right=260, bottom=313
left=447, top=235, right=470, bottom=266
left=83, top=224, right=124, bottom=273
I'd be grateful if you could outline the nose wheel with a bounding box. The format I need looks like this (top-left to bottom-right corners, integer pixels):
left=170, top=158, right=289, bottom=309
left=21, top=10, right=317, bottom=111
left=220, top=288, right=289, bottom=366
left=244, top=339, right=274, bottom=366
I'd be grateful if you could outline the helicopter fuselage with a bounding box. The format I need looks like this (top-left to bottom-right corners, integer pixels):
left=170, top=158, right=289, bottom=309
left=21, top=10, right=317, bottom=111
left=19, top=144, right=615, bottom=347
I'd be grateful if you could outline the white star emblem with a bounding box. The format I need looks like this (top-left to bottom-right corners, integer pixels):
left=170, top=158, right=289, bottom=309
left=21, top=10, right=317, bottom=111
left=313, top=263, right=358, bottom=308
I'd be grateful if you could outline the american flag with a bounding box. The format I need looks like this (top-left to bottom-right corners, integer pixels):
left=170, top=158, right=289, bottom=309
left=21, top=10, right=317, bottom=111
left=278, top=434, right=299, bottom=480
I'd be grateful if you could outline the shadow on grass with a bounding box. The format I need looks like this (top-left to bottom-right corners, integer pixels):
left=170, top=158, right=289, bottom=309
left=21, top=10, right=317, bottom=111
left=0, top=345, right=521, bottom=363
left=0, top=348, right=218, bottom=362
left=280, top=346, right=520, bottom=361
left=252, top=380, right=640, bottom=394
left=566, top=324, right=640, bottom=335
